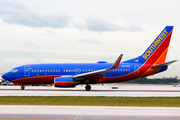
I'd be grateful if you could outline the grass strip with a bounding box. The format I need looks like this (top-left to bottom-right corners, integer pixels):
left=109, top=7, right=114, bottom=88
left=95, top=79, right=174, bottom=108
left=0, top=96, right=180, bottom=107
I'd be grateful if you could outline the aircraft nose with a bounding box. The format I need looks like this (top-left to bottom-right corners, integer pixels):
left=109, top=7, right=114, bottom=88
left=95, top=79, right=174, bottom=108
left=2, top=73, right=10, bottom=80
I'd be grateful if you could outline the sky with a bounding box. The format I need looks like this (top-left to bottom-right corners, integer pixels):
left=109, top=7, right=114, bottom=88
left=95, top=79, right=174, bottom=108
left=0, top=0, right=180, bottom=78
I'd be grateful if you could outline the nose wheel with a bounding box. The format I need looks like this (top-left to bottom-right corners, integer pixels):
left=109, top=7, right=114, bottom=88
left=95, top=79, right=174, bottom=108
left=21, top=85, right=25, bottom=90
left=85, top=84, right=91, bottom=91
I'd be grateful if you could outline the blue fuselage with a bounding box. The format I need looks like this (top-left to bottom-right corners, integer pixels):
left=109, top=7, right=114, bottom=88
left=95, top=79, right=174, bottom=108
left=2, top=62, right=145, bottom=84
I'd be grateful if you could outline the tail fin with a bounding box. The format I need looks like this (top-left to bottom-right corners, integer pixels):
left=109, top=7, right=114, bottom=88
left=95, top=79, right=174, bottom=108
left=132, top=26, right=174, bottom=65
left=124, top=26, right=173, bottom=64
left=141, top=26, right=173, bottom=64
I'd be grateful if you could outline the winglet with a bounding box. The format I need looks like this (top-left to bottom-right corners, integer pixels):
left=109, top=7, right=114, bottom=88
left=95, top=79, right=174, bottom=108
left=109, top=54, right=123, bottom=69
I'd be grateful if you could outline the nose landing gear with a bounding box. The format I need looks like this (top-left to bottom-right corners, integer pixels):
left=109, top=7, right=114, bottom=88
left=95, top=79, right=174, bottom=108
left=21, top=85, right=25, bottom=90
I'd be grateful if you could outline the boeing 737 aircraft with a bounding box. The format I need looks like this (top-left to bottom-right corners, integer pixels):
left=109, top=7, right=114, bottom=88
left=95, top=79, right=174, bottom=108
left=2, top=26, right=177, bottom=90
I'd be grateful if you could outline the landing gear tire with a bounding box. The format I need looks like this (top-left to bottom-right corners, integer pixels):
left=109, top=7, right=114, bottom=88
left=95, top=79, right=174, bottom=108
left=21, top=86, right=25, bottom=90
left=85, top=84, right=91, bottom=91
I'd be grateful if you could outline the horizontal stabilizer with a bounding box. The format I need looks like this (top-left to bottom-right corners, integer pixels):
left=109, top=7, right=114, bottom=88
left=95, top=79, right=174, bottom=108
left=151, top=60, right=177, bottom=68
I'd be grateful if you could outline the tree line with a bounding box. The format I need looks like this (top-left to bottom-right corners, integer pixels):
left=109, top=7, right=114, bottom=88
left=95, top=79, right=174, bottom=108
left=123, top=76, right=180, bottom=84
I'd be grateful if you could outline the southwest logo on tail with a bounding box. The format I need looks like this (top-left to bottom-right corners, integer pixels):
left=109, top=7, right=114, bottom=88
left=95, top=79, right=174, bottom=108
left=2, top=26, right=177, bottom=90
left=142, top=26, right=173, bottom=64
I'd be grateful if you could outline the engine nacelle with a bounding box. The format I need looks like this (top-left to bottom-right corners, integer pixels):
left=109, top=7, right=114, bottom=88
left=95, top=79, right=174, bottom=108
left=54, top=77, right=75, bottom=87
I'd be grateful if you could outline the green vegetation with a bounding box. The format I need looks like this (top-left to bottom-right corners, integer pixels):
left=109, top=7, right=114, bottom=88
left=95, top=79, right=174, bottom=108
left=0, top=96, right=180, bottom=107
left=124, top=76, right=180, bottom=84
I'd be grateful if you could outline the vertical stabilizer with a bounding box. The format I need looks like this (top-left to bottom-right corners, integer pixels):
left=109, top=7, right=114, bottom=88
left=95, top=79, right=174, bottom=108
left=139, top=26, right=173, bottom=64
left=126, top=26, right=173, bottom=64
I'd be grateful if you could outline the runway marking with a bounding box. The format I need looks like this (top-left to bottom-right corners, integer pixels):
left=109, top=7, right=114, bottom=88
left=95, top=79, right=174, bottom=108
left=118, top=89, right=124, bottom=90
left=54, top=93, right=62, bottom=96
left=144, top=94, right=156, bottom=97
left=164, top=90, right=172, bottom=91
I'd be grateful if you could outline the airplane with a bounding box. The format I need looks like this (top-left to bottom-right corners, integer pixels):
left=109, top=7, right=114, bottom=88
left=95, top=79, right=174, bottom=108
left=2, top=26, right=177, bottom=91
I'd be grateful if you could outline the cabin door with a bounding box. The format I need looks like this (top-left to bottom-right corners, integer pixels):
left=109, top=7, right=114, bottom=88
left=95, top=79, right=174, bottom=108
left=24, top=66, right=30, bottom=76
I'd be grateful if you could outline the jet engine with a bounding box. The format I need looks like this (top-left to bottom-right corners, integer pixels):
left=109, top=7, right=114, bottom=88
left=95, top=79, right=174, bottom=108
left=54, top=77, right=75, bottom=87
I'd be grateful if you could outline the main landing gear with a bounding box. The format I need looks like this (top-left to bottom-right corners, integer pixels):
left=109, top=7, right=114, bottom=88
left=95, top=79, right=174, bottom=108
left=85, top=84, right=91, bottom=91
left=21, top=85, right=25, bottom=90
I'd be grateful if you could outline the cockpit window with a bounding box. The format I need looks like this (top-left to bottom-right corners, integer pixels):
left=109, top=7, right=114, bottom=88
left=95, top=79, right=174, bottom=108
left=11, top=69, right=18, bottom=72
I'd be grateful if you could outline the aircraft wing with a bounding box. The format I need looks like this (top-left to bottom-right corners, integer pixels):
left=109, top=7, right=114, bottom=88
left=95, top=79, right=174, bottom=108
left=151, top=60, right=177, bottom=68
left=73, top=54, right=123, bottom=81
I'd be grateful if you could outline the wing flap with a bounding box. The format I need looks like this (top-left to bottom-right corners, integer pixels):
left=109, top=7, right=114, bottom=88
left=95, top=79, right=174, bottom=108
left=73, top=54, right=123, bottom=79
left=73, top=69, right=106, bottom=78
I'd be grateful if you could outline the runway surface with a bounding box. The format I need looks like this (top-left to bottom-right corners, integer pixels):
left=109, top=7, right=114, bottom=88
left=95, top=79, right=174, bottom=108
left=0, top=105, right=180, bottom=120
left=0, top=84, right=180, bottom=97
left=1, top=85, right=180, bottom=120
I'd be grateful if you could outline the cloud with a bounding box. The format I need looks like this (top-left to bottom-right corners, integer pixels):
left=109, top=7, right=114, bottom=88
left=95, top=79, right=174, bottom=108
left=40, top=30, right=59, bottom=38
left=73, top=17, right=144, bottom=32
left=14, top=42, right=42, bottom=49
left=77, top=38, right=102, bottom=44
left=0, top=1, right=143, bottom=32
left=84, top=17, right=121, bottom=32
left=122, top=25, right=144, bottom=32
left=32, top=58, right=43, bottom=64
left=0, top=0, right=71, bottom=28
left=0, top=0, right=27, bottom=12
left=0, top=48, right=108, bottom=61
